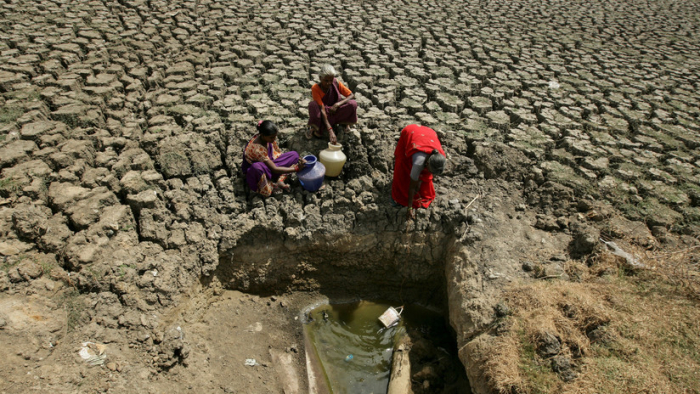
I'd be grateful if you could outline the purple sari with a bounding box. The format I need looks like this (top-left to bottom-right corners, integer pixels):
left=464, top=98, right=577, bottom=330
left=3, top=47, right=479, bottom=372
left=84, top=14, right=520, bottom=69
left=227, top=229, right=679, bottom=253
left=308, top=79, right=358, bottom=129
left=242, top=139, right=299, bottom=195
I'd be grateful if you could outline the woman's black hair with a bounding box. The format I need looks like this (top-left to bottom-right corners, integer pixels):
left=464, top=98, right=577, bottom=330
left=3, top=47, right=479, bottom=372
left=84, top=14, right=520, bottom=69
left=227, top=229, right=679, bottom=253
left=257, top=120, right=278, bottom=137
left=427, top=149, right=446, bottom=175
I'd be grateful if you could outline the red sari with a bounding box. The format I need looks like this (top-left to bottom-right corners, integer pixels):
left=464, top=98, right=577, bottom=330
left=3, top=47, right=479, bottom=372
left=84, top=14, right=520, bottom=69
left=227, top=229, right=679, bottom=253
left=391, top=125, right=445, bottom=208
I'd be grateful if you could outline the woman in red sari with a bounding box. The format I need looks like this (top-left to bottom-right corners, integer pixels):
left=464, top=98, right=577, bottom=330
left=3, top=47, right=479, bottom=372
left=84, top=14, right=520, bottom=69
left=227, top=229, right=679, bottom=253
left=306, top=64, right=358, bottom=144
left=391, top=124, right=446, bottom=219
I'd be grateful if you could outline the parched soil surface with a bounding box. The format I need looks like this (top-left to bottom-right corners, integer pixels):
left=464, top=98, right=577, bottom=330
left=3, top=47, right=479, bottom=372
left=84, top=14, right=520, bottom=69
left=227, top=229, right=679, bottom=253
left=1, top=0, right=699, bottom=393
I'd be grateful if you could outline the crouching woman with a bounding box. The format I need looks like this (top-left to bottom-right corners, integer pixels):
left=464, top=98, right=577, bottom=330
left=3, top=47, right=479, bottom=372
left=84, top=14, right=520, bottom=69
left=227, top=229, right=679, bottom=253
left=242, top=120, right=305, bottom=197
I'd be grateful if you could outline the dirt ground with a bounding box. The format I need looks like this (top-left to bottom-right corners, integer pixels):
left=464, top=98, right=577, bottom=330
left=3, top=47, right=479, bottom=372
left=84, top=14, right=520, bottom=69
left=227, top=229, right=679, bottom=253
left=0, top=283, right=315, bottom=393
left=1, top=0, right=700, bottom=393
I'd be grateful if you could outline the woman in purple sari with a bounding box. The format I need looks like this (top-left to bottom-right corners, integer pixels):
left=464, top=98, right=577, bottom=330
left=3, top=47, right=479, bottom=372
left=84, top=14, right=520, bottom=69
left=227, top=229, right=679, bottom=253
left=306, top=64, right=358, bottom=144
left=242, top=120, right=305, bottom=197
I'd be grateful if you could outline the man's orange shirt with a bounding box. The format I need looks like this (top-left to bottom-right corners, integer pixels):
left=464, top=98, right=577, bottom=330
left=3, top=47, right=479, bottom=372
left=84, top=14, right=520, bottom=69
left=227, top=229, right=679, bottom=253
left=311, top=80, right=352, bottom=107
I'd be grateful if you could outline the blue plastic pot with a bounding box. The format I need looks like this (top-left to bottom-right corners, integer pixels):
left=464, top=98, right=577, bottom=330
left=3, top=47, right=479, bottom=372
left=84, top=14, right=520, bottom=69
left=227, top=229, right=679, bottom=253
left=298, top=155, right=326, bottom=192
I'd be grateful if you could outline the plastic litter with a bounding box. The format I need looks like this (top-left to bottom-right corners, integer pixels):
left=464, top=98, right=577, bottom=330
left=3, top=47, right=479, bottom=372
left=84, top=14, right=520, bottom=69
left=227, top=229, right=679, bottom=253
left=548, top=80, right=560, bottom=89
left=79, top=342, right=107, bottom=366
left=378, top=306, right=403, bottom=329
left=601, top=239, right=646, bottom=269
left=244, top=358, right=258, bottom=366
left=344, top=354, right=353, bottom=362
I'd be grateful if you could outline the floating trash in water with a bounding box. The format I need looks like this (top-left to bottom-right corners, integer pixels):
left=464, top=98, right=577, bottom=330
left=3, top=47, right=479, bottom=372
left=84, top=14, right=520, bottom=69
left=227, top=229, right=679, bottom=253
left=548, top=80, right=560, bottom=89
left=79, top=342, right=107, bottom=366
left=378, top=306, right=403, bottom=328
left=344, top=354, right=353, bottom=362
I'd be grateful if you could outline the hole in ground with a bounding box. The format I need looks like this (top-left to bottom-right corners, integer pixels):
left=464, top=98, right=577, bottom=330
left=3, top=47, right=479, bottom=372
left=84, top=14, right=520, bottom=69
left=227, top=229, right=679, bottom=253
left=204, top=227, right=471, bottom=393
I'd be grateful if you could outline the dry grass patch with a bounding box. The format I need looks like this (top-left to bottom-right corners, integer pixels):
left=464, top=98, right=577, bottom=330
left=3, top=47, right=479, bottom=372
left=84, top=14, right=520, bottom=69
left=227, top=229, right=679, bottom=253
left=482, top=242, right=700, bottom=394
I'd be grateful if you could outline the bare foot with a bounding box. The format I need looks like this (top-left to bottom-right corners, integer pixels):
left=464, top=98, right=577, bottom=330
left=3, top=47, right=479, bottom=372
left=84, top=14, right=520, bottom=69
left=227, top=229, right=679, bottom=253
left=274, top=181, right=290, bottom=191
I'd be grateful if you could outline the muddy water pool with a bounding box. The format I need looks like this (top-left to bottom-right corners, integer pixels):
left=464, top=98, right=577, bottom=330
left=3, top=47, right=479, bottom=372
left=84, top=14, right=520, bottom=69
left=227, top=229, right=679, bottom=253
left=304, top=300, right=469, bottom=393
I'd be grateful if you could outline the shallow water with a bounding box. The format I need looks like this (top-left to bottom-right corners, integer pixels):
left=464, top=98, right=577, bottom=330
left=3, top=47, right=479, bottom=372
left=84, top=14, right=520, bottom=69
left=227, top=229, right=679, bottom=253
left=304, top=300, right=460, bottom=393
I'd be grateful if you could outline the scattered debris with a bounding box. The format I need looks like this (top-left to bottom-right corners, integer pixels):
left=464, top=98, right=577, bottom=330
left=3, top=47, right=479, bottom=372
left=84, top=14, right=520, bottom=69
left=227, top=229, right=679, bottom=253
left=600, top=239, right=646, bottom=269
left=79, top=342, right=107, bottom=366
left=379, top=306, right=403, bottom=328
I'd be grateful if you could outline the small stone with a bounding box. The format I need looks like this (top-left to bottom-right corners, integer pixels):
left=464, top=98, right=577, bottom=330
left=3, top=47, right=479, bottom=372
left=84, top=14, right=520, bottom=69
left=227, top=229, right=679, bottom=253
left=587, top=326, right=613, bottom=345
left=17, top=261, right=42, bottom=279
left=522, top=261, right=534, bottom=272
left=494, top=302, right=510, bottom=317
left=106, top=362, right=118, bottom=371
left=537, top=331, right=561, bottom=357
left=551, top=355, right=577, bottom=381
left=550, top=254, right=567, bottom=262
left=412, top=365, right=438, bottom=381
left=571, top=222, right=600, bottom=256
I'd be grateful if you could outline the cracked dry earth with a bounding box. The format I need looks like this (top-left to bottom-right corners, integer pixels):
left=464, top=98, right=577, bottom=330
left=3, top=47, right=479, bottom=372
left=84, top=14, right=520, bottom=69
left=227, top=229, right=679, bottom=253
left=1, top=0, right=699, bottom=393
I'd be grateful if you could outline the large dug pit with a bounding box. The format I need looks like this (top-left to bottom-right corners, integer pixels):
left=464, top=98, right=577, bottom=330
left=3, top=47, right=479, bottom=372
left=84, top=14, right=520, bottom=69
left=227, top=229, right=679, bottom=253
left=208, top=228, right=470, bottom=393
left=182, top=175, right=577, bottom=394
